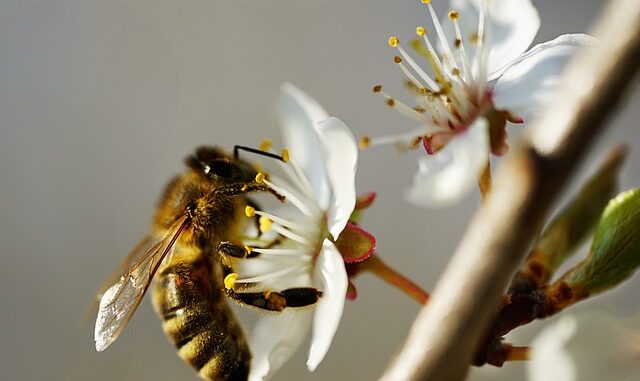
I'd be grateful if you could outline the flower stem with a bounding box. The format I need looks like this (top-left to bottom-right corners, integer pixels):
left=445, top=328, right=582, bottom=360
left=362, top=255, right=429, bottom=304
left=503, top=344, right=530, bottom=362
left=477, top=159, right=492, bottom=201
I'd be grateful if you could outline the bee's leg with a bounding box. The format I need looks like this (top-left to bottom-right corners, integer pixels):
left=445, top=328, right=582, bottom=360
left=215, top=239, right=284, bottom=264
left=215, top=182, right=285, bottom=202
left=216, top=241, right=260, bottom=262
left=224, top=287, right=322, bottom=312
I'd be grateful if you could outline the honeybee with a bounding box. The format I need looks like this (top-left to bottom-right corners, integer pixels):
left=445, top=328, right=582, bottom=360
left=94, top=146, right=322, bottom=381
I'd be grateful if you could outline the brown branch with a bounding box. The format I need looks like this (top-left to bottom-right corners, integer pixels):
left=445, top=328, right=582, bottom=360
left=379, top=0, right=640, bottom=380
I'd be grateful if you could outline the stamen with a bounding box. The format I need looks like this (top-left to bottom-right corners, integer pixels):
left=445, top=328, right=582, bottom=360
left=423, top=0, right=458, bottom=75
left=255, top=172, right=265, bottom=183
left=359, top=136, right=371, bottom=149
left=281, top=158, right=317, bottom=206
left=449, top=12, right=472, bottom=83
left=373, top=87, right=435, bottom=125
left=271, top=223, right=313, bottom=246
left=255, top=209, right=309, bottom=233
left=224, top=273, right=239, bottom=290
left=259, top=139, right=272, bottom=152
left=251, top=247, right=312, bottom=257
left=389, top=39, right=439, bottom=91
left=245, top=205, right=256, bottom=217
left=281, top=148, right=290, bottom=162
left=413, top=28, right=448, bottom=89
left=259, top=216, right=272, bottom=233
left=475, top=0, right=489, bottom=95
left=263, top=178, right=317, bottom=218
left=236, top=265, right=309, bottom=284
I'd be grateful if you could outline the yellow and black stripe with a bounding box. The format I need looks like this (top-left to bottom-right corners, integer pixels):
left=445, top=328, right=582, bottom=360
left=152, top=249, right=250, bottom=381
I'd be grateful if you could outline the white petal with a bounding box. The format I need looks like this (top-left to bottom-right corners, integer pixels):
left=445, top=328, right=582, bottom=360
left=492, top=34, right=596, bottom=123
left=446, top=0, right=540, bottom=76
left=248, top=309, right=313, bottom=381
left=405, top=118, right=489, bottom=208
left=528, top=311, right=640, bottom=381
left=307, top=240, right=348, bottom=371
left=276, top=82, right=331, bottom=208
left=316, top=117, right=358, bottom=239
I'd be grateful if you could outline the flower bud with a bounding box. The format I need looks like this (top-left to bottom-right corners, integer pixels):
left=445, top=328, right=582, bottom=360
left=547, top=188, right=640, bottom=310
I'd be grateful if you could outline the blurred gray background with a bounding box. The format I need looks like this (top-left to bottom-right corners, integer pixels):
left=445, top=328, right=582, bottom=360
left=1, top=0, right=638, bottom=380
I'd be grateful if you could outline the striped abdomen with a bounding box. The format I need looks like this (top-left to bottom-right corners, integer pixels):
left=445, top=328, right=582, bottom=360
left=151, top=247, right=250, bottom=381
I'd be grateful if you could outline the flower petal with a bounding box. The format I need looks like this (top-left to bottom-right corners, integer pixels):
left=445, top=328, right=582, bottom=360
left=445, top=0, right=540, bottom=76
left=492, top=34, right=597, bottom=123
left=248, top=309, right=313, bottom=381
left=307, top=240, right=348, bottom=371
left=528, top=311, right=640, bottom=381
left=316, top=117, right=358, bottom=239
left=276, top=82, right=331, bottom=208
left=405, top=118, right=489, bottom=207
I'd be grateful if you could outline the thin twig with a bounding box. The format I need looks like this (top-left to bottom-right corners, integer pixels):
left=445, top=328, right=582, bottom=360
left=379, top=0, right=640, bottom=380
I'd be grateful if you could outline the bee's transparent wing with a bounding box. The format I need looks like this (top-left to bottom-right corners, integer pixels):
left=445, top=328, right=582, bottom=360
left=94, top=217, right=188, bottom=352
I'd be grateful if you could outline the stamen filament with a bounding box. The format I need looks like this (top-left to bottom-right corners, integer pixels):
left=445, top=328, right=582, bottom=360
left=255, top=210, right=310, bottom=234
left=271, top=223, right=313, bottom=246
left=236, top=265, right=308, bottom=284
left=425, top=2, right=458, bottom=75
left=374, top=88, right=436, bottom=125
left=394, top=44, right=439, bottom=91
left=451, top=18, right=472, bottom=83
left=263, top=178, right=317, bottom=219
left=251, top=247, right=311, bottom=257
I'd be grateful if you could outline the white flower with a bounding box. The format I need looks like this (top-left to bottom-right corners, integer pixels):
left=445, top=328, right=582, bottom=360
left=232, top=82, right=358, bottom=380
left=367, top=0, right=596, bottom=207
left=528, top=310, right=640, bottom=381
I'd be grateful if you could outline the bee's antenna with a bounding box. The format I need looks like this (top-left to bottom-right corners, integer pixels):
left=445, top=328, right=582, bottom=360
left=233, top=145, right=286, bottom=163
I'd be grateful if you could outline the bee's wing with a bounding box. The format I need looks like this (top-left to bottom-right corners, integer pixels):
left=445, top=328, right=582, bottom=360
left=94, top=216, right=189, bottom=352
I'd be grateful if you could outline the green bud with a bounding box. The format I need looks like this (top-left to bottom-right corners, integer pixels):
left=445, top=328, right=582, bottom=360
left=515, top=147, right=626, bottom=289
left=548, top=188, right=640, bottom=311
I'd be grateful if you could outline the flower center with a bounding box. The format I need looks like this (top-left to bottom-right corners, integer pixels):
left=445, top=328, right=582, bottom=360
left=361, top=0, right=492, bottom=152
left=228, top=146, right=330, bottom=288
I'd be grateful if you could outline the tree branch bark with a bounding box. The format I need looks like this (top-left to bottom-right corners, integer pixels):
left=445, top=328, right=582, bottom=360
left=379, top=0, right=640, bottom=380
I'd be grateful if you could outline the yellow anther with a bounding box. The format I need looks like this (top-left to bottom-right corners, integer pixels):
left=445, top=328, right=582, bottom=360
left=359, top=136, right=371, bottom=149
left=421, top=0, right=431, bottom=4
left=469, top=32, right=479, bottom=44
left=244, top=245, right=253, bottom=254
left=281, top=148, right=290, bottom=162
left=372, top=85, right=383, bottom=93
left=259, top=138, right=272, bottom=152
left=452, top=68, right=460, bottom=76
left=386, top=98, right=396, bottom=107
left=448, top=10, right=459, bottom=20
left=259, top=216, right=272, bottom=233
left=416, top=26, right=426, bottom=36
left=241, top=184, right=248, bottom=192
left=224, top=273, right=238, bottom=290
left=255, top=172, right=265, bottom=183
left=393, top=55, right=402, bottom=64
left=388, top=36, right=399, bottom=47
left=245, top=205, right=256, bottom=217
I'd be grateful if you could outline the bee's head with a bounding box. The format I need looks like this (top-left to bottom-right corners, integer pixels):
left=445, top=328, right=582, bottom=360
left=185, top=146, right=257, bottom=184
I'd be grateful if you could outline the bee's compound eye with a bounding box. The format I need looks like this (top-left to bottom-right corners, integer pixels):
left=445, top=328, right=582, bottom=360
left=207, top=159, right=236, bottom=179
